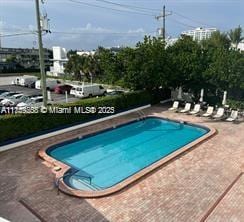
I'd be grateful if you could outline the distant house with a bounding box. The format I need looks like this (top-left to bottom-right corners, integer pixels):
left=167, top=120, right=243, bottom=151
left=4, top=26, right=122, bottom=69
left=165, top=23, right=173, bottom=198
left=181, top=27, right=217, bottom=41
left=47, top=46, right=68, bottom=77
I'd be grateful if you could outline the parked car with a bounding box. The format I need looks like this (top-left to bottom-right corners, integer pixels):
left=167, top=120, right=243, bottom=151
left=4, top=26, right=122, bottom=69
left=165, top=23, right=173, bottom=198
left=54, top=84, right=73, bottom=94
left=19, top=76, right=38, bottom=87
left=28, top=82, right=36, bottom=88
left=0, top=90, right=8, bottom=95
left=70, top=86, right=78, bottom=96
left=17, top=96, right=43, bottom=110
left=0, top=92, right=21, bottom=102
left=71, top=84, right=106, bottom=98
left=35, top=79, right=61, bottom=91
left=0, top=94, right=40, bottom=107
left=106, top=90, right=125, bottom=96
left=1, top=94, right=24, bottom=106
left=11, top=77, right=21, bottom=85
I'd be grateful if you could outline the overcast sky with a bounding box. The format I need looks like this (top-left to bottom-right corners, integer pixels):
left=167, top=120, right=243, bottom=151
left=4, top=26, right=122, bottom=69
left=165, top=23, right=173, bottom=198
left=0, top=0, right=243, bottom=50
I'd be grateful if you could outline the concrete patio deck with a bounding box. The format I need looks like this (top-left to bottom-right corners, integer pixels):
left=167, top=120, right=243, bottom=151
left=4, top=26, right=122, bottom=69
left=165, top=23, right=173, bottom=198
left=0, top=105, right=243, bottom=222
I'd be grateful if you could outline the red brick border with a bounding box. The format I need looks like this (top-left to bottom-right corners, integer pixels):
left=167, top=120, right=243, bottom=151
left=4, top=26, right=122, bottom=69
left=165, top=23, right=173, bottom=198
left=200, top=172, right=243, bottom=222
left=39, top=115, right=217, bottom=198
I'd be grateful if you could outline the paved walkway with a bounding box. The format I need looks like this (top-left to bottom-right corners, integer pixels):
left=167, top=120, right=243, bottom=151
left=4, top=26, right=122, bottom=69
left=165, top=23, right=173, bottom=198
left=0, top=106, right=243, bottom=222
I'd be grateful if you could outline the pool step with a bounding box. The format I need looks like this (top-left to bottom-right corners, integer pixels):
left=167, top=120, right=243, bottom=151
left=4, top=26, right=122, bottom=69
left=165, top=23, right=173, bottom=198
left=69, top=176, right=101, bottom=191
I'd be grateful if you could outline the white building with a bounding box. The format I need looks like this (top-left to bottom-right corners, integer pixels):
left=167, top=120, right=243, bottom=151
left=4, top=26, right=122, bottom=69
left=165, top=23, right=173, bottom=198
left=237, top=41, right=244, bottom=51
left=47, top=46, right=68, bottom=77
left=165, top=37, right=178, bottom=47
left=182, top=27, right=217, bottom=41
left=77, top=50, right=96, bottom=57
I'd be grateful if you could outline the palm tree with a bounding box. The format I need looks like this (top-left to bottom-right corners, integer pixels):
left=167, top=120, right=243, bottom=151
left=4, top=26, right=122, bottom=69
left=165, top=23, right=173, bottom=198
left=83, top=55, right=100, bottom=83
left=64, top=54, right=84, bottom=81
left=201, top=31, right=231, bottom=50
left=228, top=26, right=244, bottom=50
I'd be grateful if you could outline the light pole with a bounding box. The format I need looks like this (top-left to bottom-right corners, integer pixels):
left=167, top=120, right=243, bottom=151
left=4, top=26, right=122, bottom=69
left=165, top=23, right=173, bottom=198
left=35, top=0, right=47, bottom=107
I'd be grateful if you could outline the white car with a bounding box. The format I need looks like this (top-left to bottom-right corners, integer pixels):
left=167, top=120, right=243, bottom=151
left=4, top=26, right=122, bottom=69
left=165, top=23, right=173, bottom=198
left=17, top=96, right=43, bottom=110
left=70, top=86, right=78, bottom=96
left=1, top=94, right=41, bottom=107
left=0, top=92, right=21, bottom=102
left=1, top=94, right=24, bottom=106
left=11, top=77, right=21, bottom=85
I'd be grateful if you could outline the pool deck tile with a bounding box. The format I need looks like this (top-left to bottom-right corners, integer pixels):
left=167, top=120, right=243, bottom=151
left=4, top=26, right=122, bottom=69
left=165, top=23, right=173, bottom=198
left=206, top=173, right=244, bottom=222
left=0, top=105, right=244, bottom=222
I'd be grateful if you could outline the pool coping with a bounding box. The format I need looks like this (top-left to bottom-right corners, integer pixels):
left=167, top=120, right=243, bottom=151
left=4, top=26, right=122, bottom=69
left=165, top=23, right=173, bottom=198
left=39, top=114, right=217, bottom=198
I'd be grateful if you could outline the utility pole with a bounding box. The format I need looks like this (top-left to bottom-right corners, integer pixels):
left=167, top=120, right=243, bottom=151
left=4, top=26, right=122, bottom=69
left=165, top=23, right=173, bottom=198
left=0, top=17, right=2, bottom=48
left=35, top=0, right=47, bottom=107
left=163, top=5, right=166, bottom=40
left=155, top=5, right=172, bottom=41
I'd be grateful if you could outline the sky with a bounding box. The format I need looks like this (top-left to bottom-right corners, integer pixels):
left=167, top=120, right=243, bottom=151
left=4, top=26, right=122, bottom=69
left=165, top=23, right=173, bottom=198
left=0, top=0, right=243, bottom=50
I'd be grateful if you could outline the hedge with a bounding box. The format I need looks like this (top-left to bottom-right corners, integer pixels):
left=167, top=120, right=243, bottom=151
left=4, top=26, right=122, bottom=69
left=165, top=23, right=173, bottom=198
left=0, top=91, right=153, bottom=144
left=227, top=99, right=244, bottom=109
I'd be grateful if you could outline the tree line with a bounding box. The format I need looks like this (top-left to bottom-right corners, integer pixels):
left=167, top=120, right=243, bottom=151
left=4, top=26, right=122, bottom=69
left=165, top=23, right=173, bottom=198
left=64, top=26, right=244, bottom=101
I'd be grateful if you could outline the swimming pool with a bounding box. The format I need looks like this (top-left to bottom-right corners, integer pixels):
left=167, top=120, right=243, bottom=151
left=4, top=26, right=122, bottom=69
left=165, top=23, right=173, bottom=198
left=46, top=117, right=211, bottom=194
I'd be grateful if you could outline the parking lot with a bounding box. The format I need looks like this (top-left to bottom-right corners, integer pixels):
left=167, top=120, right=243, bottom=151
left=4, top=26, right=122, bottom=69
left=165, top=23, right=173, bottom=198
left=0, top=84, right=80, bottom=104
left=0, top=76, right=80, bottom=104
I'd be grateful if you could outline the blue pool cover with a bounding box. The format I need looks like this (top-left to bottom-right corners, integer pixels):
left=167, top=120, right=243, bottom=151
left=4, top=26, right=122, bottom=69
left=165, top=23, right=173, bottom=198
left=48, top=117, right=208, bottom=190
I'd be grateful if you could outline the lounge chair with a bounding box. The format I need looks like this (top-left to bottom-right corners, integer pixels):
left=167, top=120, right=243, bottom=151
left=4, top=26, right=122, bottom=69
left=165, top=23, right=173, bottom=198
left=189, top=104, right=201, bottom=115
left=212, top=107, right=225, bottom=119
left=168, top=101, right=179, bottom=111
left=180, top=103, right=191, bottom=113
left=202, top=106, right=214, bottom=117
left=226, top=110, right=238, bottom=122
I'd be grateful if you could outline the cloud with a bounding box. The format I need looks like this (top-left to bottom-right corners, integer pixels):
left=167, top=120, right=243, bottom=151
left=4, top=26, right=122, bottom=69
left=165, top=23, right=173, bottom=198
left=68, top=23, right=113, bottom=33
left=1, top=21, right=148, bottom=50
left=0, top=1, right=33, bottom=10
left=0, top=21, right=34, bottom=33
left=48, top=23, right=147, bottom=50
left=127, top=28, right=145, bottom=33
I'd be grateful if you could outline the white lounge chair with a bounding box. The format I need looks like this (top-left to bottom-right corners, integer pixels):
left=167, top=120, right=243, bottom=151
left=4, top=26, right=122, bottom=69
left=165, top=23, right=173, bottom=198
left=168, top=101, right=179, bottom=111
left=226, top=110, right=238, bottom=122
left=202, top=106, right=214, bottom=117
left=189, top=104, right=201, bottom=115
left=213, top=107, right=225, bottom=119
left=180, top=103, right=191, bottom=113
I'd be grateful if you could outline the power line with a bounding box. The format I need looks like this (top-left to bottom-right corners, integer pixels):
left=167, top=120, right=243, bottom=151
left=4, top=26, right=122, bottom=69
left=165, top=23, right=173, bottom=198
left=0, top=30, right=155, bottom=38
left=0, top=32, right=35, bottom=37
left=52, top=30, right=154, bottom=35
left=67, top=0, right=155, bottom=17
left=172, top=11, right=214, bottom=27
left=95, top=0, right=160, bottom=13
left=168, top=18, right=196, bottom=29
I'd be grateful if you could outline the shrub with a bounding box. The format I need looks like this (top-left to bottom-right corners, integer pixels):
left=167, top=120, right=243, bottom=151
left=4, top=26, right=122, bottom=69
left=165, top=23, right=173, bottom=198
left=0, top=91, right=152, bottom=144
left=227, top=99, right=244, bottom=109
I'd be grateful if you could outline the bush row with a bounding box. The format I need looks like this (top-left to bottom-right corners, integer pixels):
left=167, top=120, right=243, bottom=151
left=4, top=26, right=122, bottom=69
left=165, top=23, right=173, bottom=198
left=227, top=99, right=244, bottom=110
left=0, top=91, right=152, bottom=144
